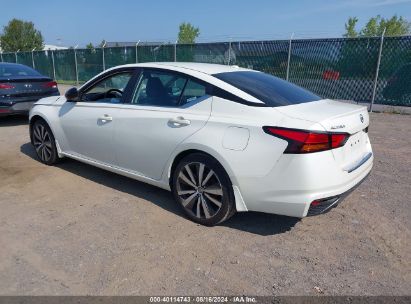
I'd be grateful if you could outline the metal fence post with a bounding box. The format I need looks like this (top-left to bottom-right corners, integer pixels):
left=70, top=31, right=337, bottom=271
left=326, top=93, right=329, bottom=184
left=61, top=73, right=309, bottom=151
left=286, top=33, right=294, bottom=81
left=31, top=48, right=36, bottom=69
left=228, top=38, right=232, bottom=65
left=74, top=46, right=79, bottom=87
left=15, top=50, right=19, bottom=63
left=135, top=40, right=140, bottom=63
left=51, top=50, right=56, bottom=80
left=0, top=52, right=3, bottom=62
left=102, top=41, right=106, bottom=71
left=370, top=29, right=386, bottom=113
left=174, top=41, right=177, bottom=62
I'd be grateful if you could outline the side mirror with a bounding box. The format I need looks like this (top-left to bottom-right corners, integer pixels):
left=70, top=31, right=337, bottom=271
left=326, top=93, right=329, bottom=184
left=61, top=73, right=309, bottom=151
left=65, top=87, right=79, bottom=102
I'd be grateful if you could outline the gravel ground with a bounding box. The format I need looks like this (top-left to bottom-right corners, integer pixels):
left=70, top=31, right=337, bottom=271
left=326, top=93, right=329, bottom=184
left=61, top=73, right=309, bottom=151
left=0, top=113, right=410, bottom=296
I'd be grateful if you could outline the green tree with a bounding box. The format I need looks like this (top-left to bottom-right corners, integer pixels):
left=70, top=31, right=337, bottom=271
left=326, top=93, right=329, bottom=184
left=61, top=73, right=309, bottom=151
left=361, top=17, right=378, bottom=36
left=177, top=22, right=200, bottom=44
left=343, top=17, right=359, bottom=38
left=86, top=42, right=94, bottom=49
left=0, top=18, right=44, bottom=52
left=343, top=15, right=410, bottom=37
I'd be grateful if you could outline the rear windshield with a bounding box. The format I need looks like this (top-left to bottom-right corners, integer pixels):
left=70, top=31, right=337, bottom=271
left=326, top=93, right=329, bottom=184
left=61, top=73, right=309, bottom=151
left=213, top=71, right=321, bottom=107
left=0, top=64, right=42, bottom=78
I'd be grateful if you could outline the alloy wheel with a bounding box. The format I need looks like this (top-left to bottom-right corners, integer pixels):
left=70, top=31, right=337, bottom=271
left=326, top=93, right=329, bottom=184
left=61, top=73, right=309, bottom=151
left=32, top=123, right=53, bottom=162
left=176, top=162, right=224, bottom=219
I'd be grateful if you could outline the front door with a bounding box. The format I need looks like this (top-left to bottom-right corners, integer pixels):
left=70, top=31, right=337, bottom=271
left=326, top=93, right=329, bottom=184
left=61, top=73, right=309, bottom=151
left=59, top=70, right=135, bottom=165
left=113, top=69, right=212, bottom=180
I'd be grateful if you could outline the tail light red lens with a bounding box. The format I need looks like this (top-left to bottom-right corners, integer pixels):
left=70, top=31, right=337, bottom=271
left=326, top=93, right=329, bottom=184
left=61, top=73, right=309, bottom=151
left=263, top=127, right=349, bottom=154
left=0, top=83, right=15, bottom=89
left=322, top=70, right=340, bottom=80
left=42, top=81, right=58, bottom=88
left=310, top=200, right=321, bottom=207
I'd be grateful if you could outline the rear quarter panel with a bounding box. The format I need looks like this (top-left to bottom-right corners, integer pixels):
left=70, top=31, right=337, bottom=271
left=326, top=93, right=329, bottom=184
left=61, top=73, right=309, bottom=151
left=162, top=97, right=324, bottom=188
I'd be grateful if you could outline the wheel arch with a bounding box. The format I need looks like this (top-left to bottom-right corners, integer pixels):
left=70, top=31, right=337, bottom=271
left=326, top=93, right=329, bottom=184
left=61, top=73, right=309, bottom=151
left=29, top=115, right=48, bottom=144
left=29, top=114, right=58, bottom=151
left=167, top=147, right=249, bottom=216
left=167, top=147, right=237, bottom=190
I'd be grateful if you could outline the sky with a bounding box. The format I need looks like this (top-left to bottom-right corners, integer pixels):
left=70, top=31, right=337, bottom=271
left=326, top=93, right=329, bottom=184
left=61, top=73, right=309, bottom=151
left=1, top=0, right=411, bottom=47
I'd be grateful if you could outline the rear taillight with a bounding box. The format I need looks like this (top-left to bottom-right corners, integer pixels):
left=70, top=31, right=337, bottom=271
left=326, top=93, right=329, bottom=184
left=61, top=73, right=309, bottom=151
left=42, top=81, right=58, bottom=88
left=263, top=127, right=349, bottom=154
left=0, top=83, right=15, bottom=89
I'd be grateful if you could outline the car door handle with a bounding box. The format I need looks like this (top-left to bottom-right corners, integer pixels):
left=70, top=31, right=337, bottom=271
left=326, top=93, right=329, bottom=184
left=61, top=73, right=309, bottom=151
left=98, top=114, right=113, bottom=122
left=168, top=116, right=191, bottom=127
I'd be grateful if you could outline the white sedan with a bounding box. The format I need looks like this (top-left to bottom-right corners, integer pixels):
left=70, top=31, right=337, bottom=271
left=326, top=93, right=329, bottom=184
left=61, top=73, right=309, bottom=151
left=29, top=62, right=373, bottom=226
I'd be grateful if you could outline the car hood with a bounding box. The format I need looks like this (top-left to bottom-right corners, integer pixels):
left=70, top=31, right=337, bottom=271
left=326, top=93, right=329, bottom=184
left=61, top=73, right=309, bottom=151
left=34, top=95, right=61, bottom=106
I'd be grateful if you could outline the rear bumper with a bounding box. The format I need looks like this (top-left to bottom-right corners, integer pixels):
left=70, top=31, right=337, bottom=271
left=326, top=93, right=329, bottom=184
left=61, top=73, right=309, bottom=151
left=0, top=102, right=35, bottom=116
left=236, top=146, right=373, bottom=218
left=306, top=170, right=370, bottom=216
left=0, top=92, right=59, bottom=116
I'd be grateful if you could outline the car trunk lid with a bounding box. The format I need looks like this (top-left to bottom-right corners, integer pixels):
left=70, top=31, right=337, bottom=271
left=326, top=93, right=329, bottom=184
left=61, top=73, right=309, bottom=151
left=276, top=99, right=372, bottom=171
left=276, top=99, right=369, bottom=134
left=0, top=77, right=57, bottom=97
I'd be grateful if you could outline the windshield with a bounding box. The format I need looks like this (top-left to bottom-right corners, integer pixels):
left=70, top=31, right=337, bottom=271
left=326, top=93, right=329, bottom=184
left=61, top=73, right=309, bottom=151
left=0, top=64, right=42, bottom=78
left=213, top=71, right=321, bottom=107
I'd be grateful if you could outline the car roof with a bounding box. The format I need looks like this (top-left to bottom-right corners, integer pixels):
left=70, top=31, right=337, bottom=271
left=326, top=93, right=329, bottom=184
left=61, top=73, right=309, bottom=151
left=85, top=62, right=264, bottom=105
left=118, top=62, right=252, bottom=75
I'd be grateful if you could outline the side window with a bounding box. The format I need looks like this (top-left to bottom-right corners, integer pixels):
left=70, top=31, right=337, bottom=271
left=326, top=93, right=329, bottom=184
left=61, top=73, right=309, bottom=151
left=180, top=79, right=207, bottom=105
left=132, top=70, right=187, bottom=107
left=80, top=72, right=133, bottom=103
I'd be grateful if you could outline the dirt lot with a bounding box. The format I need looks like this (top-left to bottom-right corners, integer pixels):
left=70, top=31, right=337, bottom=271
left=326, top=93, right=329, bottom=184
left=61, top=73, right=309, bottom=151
left=0, top=113, right=410, bottom=296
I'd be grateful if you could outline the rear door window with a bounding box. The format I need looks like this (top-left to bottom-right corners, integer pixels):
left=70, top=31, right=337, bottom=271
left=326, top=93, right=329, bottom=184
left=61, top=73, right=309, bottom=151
left=213, top=71, right=321, bottom=107
left=131, top=69, right=209, bottom=107
left=180, top=79, right=207, bottom=105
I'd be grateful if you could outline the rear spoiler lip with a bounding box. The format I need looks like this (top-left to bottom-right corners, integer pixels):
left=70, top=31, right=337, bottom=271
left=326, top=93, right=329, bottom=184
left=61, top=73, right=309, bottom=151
left=0, top=77, right=53, bottom=83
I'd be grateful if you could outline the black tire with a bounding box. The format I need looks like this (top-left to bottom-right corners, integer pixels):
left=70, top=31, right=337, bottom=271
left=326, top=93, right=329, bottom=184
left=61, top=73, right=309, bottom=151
left=31, top=119, right=60, bottom=165
left=171, top=153, right=236, bottom=226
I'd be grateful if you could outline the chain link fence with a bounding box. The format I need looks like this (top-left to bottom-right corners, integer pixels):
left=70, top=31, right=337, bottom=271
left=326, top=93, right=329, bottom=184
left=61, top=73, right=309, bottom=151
left=1, top=36, right=410, bottom=106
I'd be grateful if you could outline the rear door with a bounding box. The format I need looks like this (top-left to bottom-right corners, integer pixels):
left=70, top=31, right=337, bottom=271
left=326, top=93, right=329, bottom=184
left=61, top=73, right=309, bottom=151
left=59, top=69, right=136, bottom=165
left=113, top=68, right=212, bottom=180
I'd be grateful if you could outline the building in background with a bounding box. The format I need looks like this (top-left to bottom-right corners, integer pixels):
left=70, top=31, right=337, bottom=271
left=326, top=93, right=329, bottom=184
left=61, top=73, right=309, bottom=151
left=43, top=44, right=68, bottom=50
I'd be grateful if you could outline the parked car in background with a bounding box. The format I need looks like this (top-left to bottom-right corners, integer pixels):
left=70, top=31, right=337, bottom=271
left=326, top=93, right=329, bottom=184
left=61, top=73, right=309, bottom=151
left=383, top=63, right=411, bottom=105
left=29, top=62, right=373, bottom=226
left=0, top=63, right=59, bottom=116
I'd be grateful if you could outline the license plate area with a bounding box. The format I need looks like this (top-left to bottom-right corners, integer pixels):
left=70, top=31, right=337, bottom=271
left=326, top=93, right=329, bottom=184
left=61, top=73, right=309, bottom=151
left=347, top=132, right=365, bottom=155
left=334, top=131, right=369, bottom=168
